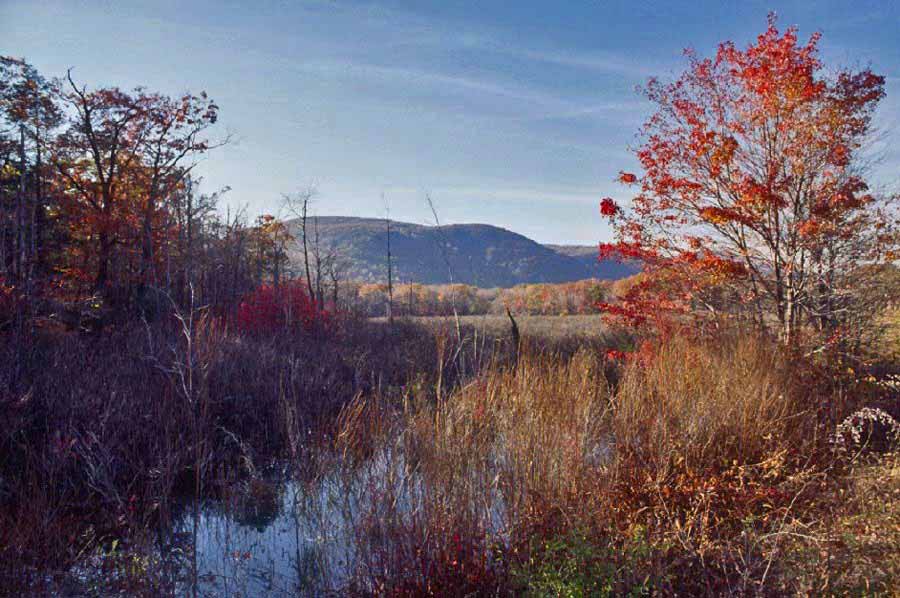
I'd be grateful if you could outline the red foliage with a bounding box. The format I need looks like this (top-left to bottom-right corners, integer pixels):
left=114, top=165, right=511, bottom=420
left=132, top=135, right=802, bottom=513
left=599, top=197, right=620, bottom=217
left=604, top=349, right=628, bottom=362
left=236, top=281, right=328, bottom=335
left=597, top=14, right=895, bottom=340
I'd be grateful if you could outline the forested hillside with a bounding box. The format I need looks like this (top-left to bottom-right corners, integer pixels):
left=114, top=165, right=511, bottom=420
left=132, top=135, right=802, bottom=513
left=284, top=216, right=637, bottom=287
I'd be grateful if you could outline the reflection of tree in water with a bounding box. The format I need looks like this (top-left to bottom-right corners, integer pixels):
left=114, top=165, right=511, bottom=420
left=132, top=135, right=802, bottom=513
left=232, top=478, right=284, bottom=532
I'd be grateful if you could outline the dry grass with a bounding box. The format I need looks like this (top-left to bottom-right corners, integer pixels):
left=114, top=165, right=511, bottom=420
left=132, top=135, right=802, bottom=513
left=779, top=453, right=900, bottom=595
left=612, top=335, right=808, bottom=477
left=382, top=313, right=610, bottom=340
left=879, top=307, right=900, bottom=364
left=328, top=347, right=612, bottom=594
left=2, top=311, right=897, bottom=595
left=332, top=332, right=895, bottom=595
left=407, top=347, right=611, bottom=516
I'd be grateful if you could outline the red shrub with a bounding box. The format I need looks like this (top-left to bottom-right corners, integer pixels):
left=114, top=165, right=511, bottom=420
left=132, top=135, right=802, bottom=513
left=236, top=281, right=328, bottom=335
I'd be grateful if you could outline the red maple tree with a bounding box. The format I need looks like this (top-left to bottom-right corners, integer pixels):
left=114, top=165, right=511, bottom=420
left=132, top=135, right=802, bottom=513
left=599, top=15, right=897, bottom=343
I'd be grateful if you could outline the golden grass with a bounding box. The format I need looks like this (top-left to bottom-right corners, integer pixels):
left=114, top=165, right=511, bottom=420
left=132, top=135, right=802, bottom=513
left=326, top=328, right=900, bottom=594
left=879, top=307, right=900, bottom=364
left=405, top=348, right=611, bottom=513
left=612, top=335, right=807, bottom=478
left=387, top=313, right=610, bottom=340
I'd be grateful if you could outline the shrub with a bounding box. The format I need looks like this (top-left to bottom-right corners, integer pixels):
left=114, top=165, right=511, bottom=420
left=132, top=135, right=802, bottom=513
left=512, top=527, right=658, bottom=597
left=235, top=281, right=328, bottom=335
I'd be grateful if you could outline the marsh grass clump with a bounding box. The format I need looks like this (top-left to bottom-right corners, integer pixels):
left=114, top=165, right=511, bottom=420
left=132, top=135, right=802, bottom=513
left=406, top=347, right=611, bottom=507
left=330, top=331, right=897, bottom=595
left=611, top=334, right=809, bottom=477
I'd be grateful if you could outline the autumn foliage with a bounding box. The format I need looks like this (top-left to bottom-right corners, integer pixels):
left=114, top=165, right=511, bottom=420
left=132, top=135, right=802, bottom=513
left=236, top=280, right=327, bottom=335
left=2, top=18, right=900, bottom=597
left=599, top=15, right=898, bottom=344
left=52, top=76, right=221, bottom=294
left=1, top=54, right=321, bottom=329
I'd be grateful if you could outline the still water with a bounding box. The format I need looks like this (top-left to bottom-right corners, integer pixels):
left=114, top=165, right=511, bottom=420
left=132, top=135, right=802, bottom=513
left=173, top=446, right=417, bottom=596
left=66, top=440, right=518, bottom=596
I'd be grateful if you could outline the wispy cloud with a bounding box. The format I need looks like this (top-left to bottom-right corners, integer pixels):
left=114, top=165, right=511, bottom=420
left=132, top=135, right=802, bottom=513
left=433, top=183, right=614, bottom=204
left=509, top=46, right=664, bottom=78
left=295, top=60, right=562, bottom=106
left=290, top=0, right=666, bottom=78
left=287, top=58, right=648, bottom=125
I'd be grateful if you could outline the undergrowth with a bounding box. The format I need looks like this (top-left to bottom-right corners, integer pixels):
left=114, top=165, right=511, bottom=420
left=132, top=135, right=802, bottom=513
left=329, top=332, right=899, bottom=596
left=1, top=317, right=898, bottom=596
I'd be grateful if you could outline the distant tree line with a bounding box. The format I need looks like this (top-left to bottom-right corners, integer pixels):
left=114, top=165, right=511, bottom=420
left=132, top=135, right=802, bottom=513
left=344, top=278, right=621, bottom=317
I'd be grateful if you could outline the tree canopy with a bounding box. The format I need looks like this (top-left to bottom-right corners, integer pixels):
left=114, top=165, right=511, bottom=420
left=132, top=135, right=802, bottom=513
left=599, top=15, right=898, bottom=344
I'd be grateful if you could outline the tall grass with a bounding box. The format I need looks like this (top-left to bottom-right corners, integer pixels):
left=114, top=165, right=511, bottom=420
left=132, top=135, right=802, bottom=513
left=407, top=347, right=610, bottom=517
left=331, top=332, right=891, bottom=595
left=612, top=335, right=809, bottom=478
left=1, top=315, right=896, bottom=594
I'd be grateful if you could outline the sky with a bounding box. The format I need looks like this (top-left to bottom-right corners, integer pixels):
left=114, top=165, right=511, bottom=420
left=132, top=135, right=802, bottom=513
left=2, top=0, right=899, bottom=245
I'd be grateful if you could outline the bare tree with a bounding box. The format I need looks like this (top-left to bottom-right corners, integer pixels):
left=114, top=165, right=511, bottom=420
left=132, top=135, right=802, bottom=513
left=172, top=177, right=227, bottom=304
left=282, top=187, right=317, bottom=302
left=312, top=215, right=323, bottom=304
left=220, top=205, right=250, bottom=309
left=0, top=56, right=61, bottom=291
left=133, top=90, right=226, bottom=300
left=383, top=192, right=393, bottom=324
left=306, top=217, right=350, bottom=309
left=325, top=250, right=349, bottom=309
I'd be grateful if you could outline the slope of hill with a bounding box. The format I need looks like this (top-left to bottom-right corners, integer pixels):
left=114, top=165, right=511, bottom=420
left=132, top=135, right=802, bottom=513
left=285, top=216, right=637, bottom=288
left=546, top=244, right=639, bottom=281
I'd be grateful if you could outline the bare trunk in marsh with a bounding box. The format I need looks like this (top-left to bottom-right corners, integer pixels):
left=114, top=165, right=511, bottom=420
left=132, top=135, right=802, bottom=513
left=301, top=201, right=314, bottom=302
left=31, top=135, right=43, bottom=279
left=313, top=216, right=323, bottom=306
left=14, top=126, right=26, bottom=282
left=386, top=214, right=393, bottom=324
left=95, top=232, right=112, bottom=292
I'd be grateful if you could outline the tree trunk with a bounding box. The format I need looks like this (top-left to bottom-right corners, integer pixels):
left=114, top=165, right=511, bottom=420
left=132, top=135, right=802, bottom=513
left=301, top=201, right=314, bottom=302
left=14, top=126, right=26, bottom=282
left=386, top=216, right=393, bottom=324
left=32, top=137, right=43, bottom=276
left=96, top=233, right=111, bottom=293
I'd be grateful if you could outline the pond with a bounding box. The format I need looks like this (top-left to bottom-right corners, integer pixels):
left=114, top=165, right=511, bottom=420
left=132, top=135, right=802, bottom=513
left=64, top=438, right=522, bottom=596
left=171, top=446, right=421, bottom=596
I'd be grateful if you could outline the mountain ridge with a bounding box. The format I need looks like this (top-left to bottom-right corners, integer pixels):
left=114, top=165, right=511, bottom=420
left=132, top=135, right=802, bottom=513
left=284, top=216, right=637, bottom=288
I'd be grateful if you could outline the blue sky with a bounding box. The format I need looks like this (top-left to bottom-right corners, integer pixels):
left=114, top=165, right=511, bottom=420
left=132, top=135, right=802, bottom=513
left=3, top=0, right=898, bottom=244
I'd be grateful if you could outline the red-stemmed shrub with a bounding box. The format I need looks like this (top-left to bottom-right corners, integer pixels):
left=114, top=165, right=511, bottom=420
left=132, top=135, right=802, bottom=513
left=236, top=281, right=328, bottom=335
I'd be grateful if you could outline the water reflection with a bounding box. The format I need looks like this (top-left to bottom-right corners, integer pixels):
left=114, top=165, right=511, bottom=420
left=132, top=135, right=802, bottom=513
left=182, top=480, right=322, bottom=596
left=174, top=446, right=409, bottom=596
left=65, top=434, right=593, bottom=595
